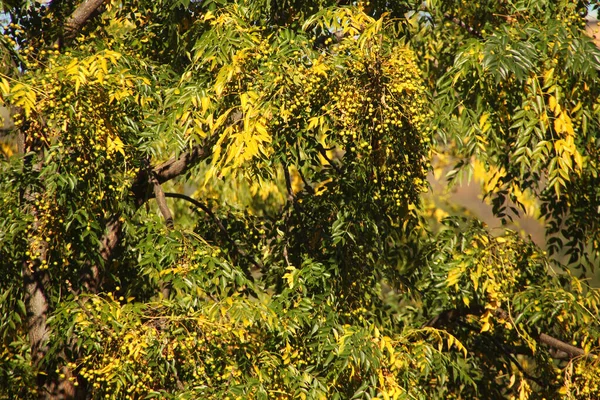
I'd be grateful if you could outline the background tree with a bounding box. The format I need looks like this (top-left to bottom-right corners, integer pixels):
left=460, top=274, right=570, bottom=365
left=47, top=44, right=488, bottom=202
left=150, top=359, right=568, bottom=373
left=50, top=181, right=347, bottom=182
left=1, top=0, right=600, bottom=399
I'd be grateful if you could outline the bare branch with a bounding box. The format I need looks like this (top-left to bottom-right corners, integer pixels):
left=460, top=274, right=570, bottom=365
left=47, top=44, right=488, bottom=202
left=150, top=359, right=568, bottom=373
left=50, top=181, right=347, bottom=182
left=154, top=145, right=210, bottom=184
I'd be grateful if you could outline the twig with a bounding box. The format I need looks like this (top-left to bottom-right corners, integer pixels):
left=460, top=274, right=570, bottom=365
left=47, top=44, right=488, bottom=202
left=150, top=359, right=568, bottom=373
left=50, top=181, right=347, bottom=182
left=443, top=13, right=483, bottom=39
left=317, top=144, right=342, bottom=174
left=283, top=162, right=295, bottom=201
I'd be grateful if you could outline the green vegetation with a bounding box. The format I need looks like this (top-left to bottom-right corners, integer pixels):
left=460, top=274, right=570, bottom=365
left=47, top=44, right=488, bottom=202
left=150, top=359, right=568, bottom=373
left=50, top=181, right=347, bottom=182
left=1, top=0, right=600, bottom=399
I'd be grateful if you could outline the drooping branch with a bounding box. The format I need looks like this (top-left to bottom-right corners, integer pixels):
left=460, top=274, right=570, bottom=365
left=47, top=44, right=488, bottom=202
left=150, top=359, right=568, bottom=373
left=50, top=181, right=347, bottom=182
left=164, top=193, right=223, bottom=231
left=164, top=192, right=262, bottom=277
left=64, top=0, right=106, bottom=39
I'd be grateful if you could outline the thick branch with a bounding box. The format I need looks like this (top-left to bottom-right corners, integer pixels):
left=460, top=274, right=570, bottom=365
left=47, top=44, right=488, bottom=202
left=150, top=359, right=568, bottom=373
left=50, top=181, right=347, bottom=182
left=19, top=128, right=80, bottom=398
left=454, top=319, right=546, bottom=387
left=151, top=172, right=174, bottom=229
left=0, top=105, right=15, bottom=131
left=87, top=143, right=212, bottom=292
left=23, top=264, right=49, bottom=368
left=425, top=306, right=591, bottom=360
left=64, top=0, right=106, bottom=38
left=154, top=145, right=210, bottom=184
left=539, top=333, right=586, bottom=359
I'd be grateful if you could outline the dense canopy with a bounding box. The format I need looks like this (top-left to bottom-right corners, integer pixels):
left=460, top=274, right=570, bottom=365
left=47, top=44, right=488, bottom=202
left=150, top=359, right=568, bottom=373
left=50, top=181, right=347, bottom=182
left=1, top=0, right=600, bottom=399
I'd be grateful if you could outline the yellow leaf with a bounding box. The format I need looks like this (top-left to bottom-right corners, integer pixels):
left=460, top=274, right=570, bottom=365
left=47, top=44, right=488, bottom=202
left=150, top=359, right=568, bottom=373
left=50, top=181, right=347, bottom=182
left=0, top=77, right=9, bottom=95
left=282, top=267, right=296, bottom=289
left=543, top=67, right=555, bottom=84
left=554, top=111, right=574, bottom=137
left=480, top=321, right=491, bottom=332
left=11, top=83, right=37, bottom=118
left=312, top=61, right=328, bottom=76
left=240, top=92, right=249, bottom=109
left=201, top=96, right=211, bottom=113
left=548, top=95, right=557, bottom=113
left=462, top=296, right=470, bottom=307
left=479, top=112, right=490, bottom=129
left=447, top=335, right=454, bottom=349
left=446, top=267, right=464, bottom=287
left=573, top=150, right=583, bottom=172
left=508, top=374, right=516, bottom=389
left=558, top=386, right=568, bottom=395
left=107, top=135, right=125, bottom=156
left=255, top=120, right=269, bottom=139
left=215, top=64, right=233, bottom=97
left=179, top=110, right=190, bottom=125
left=554, top=138, right=565, bottom=154
left=308, top=116, right=320, bottom=130
left=480, top=310, right=491, bottom=332
left=211, top=109, right=232, bottom=132
left=454, top=338, right=468, bottom=357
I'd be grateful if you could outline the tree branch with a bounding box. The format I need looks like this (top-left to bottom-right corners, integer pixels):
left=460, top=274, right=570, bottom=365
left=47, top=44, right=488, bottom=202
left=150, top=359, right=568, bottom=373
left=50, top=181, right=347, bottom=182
left=84, top=143, right=212, bottom=293
left=443, top=13, right=483, bottom=39
left=64, top=0, right=106, bottom=39
left=283, top=162, right=295, bottom=201
left=539, top=333, right=586, bottom=359
left=151, top=172, right=174, bottom=229
left=154, top=145, right=210, bottom=184
left=454, top=319, right=546, bottom=387
left=425, top=306, right=592, bottom=360
left=317, top=144, right=342, bottom=174
left=164, top=192, right=262, bottom=277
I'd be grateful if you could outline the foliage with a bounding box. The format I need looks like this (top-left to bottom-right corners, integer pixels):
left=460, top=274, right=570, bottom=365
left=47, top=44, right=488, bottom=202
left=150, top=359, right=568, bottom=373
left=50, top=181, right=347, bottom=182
left=1, top=0, right=600, bottom=399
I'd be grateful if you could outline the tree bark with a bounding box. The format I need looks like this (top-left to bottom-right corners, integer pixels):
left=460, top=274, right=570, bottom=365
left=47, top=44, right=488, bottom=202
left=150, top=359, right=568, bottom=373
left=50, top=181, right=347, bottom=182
left=64, top=0, right=106, bottom=39
left=23, top=262, right=50, bottom=389
left=21, top=132, right=78, bottom=398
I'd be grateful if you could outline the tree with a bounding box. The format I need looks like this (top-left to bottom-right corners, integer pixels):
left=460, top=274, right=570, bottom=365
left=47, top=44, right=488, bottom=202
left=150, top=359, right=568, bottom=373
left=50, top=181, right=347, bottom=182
left=1, top=0, right=600, bottom=399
